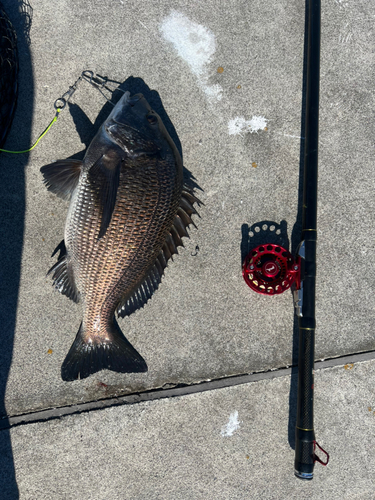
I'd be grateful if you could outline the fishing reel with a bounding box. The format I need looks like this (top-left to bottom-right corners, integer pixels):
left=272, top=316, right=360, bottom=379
left=242, top=243, right=300, bottom=295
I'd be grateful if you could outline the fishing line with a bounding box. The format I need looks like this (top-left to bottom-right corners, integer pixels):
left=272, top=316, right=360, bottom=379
left=0, top=108, right=62, bottom=154
left=0, top=70, right=123, bottom=154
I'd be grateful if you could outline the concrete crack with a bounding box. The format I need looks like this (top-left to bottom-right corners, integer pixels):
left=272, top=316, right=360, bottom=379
left=1, top=349, right=374, bottom=431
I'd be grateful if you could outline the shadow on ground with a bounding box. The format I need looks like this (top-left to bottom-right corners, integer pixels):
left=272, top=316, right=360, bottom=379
left=240, top=0, right=310, bottom=453
left=0, top=1, right=33, bottom=498
left=288, top=0, right=310, bottom=451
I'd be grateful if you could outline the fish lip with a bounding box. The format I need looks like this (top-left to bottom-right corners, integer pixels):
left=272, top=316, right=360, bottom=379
left=105, top=91, right=131, bottom=123
left=127, top=93, right=143, bottom=106
left=106, top=93, right=150, bottom=129
left=107, top=94, right=152, bottom=131
left=115, top=90, right=131, bottom=107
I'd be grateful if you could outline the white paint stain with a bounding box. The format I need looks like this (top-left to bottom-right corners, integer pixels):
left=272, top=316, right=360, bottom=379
left=159, top=11, right=223, bottom=102
left=228, top=116, right=268, bottom=135
left=221, top=411, right=240, bottom=437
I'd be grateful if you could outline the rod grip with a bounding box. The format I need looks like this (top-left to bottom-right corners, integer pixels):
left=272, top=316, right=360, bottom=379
left=294, top=323, right=315, bottom=479
left=294, top=428, right=315, bottom=479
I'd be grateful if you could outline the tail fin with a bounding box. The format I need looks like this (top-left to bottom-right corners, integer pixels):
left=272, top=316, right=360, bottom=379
left=61, top=320, right=148, bottom=381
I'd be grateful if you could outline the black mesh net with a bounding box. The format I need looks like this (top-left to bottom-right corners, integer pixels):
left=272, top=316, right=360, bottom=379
left=0, top=1, right=18, bottom=149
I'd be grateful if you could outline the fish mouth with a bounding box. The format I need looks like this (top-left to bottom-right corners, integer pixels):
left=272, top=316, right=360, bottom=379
left=125, top=93, right=152, bottom=118
left=127, top=93, right=143, bottom=106
left=107, top=92, right=153, bottom=129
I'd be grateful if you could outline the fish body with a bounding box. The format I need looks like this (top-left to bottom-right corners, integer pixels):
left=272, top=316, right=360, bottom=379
left=41, top=92, right=199, bottom=381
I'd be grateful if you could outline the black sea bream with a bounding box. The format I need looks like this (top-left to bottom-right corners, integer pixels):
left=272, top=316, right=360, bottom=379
left=41, top=92, right=199, bottom=381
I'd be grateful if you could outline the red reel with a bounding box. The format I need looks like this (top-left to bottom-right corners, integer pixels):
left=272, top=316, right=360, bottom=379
left=242, top=244, right=298, bottom=295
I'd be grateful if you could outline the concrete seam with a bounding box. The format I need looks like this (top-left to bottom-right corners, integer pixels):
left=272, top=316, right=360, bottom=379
left=1, top=349, right=374, bottom=431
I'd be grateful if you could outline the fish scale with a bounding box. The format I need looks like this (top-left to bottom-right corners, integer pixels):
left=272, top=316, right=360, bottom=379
left=41, top=91, right=199, bottom=381
left=75, top=163, right=176, bottom=322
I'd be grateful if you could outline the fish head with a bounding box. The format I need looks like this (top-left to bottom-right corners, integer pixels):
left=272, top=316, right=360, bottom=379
left=104, top=92, right=173, bottom=158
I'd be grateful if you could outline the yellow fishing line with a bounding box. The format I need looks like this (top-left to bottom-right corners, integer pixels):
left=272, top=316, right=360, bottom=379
left=0, top=108, right=61, bottom=154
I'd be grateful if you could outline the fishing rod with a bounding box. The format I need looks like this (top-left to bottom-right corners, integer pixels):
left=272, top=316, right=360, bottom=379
left=292, top=0, right=330, bottom=480
left=242, top=0, right=329, bottom=478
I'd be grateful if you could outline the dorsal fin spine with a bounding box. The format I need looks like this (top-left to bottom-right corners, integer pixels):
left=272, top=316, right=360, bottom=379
left=116, top=186, right=201, bottom=319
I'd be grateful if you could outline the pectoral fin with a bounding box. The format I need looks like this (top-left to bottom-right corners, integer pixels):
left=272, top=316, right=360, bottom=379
left=40, top=159, right=83, bottom=200
left=88, top=151, right=122, bottom=239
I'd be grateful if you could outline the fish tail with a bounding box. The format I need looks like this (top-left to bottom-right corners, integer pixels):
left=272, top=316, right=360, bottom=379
left=61, top=320, right=148, bottom=381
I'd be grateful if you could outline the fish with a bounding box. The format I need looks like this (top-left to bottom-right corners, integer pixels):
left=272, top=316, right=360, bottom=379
left=41, top=91, right=200, bottom=381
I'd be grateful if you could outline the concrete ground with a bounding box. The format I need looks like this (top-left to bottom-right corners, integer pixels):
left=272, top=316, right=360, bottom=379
left=2, top=358, right=374, bottom=500
left=0, top=0, right=374, bottom=498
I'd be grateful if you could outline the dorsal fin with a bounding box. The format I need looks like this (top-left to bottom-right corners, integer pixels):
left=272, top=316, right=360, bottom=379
left=47, top=240, right=80, bottom=303
left=40, top=159, right=82, bottom=200
left=117, top=187, right=202, bottom=318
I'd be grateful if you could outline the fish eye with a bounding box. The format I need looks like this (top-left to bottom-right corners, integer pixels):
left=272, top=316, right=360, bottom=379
left=147, top=114, right=158, bottom=125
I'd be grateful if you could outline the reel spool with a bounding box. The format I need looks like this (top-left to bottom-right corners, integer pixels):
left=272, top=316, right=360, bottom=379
left=242, top=244, right=299, bottom=295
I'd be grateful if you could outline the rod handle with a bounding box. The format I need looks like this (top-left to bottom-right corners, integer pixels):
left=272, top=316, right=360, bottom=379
left=295, top=429, right=329, bottom=479
left=294, top=428, right=315, bottom=480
